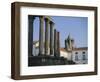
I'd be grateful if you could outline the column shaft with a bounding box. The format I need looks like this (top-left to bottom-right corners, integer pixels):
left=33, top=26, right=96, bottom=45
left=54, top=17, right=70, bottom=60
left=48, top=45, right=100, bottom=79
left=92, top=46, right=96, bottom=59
left=39, top=16, right=44, bottom=55
left=50, top=21, right=54, bottom=55
left=54, top=29, right=57, bottom=57
left=57, top=32, right=60, bottom=57
left=45, top=18, right=49, bottom=55
left=28, top=15, right=35, bottom=57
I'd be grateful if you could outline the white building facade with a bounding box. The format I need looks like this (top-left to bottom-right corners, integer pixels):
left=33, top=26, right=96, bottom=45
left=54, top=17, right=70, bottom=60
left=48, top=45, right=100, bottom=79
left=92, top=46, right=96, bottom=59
left=72, top=48, right=88, bottom=64
left=61, top=34, right=88, bottom=64
left=60, top=47, right=88, bottom=64
left=32, top=35, right=88, bottom=64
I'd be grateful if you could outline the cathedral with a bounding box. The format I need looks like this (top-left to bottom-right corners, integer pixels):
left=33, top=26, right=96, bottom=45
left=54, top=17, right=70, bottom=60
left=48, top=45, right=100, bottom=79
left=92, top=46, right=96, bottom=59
left=60, top=34, right=88, bottom=64
left=32, top=34, right=88, bottom=65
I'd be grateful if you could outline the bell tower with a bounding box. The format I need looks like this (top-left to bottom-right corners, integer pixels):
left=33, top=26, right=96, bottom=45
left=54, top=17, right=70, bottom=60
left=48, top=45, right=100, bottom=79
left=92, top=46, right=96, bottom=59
left=65, top=34, right=74, bottom=51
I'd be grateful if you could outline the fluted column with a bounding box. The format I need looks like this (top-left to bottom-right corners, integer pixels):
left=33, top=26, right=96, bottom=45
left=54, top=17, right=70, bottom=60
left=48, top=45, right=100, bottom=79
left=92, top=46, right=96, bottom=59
left=57, top=32, right=60, bottom=57
left=39, top=16, right=44, bottom=55
left=28, top=15, right=35, bottom=57
left=50, top=21, right=54, bottom=55
left=54, top=29, right=57, bottom=57
left=45, top=18, right=49, bottom=55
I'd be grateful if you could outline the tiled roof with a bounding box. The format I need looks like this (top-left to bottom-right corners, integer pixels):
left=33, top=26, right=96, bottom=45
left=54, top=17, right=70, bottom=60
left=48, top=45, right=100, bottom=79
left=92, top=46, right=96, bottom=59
left=73, top=47, right=88, bottom=51
left=60, top=47, right=88, bottom=52
left=60, top=48, right=66, bottom=52
left=60, top=48, right=71, bottom=52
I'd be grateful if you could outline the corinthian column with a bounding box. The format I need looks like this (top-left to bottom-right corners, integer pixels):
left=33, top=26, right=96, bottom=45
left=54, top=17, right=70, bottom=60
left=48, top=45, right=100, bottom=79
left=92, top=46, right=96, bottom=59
left=39, top=16, right=44, bottom=55
left=28, top=15, right=35, bottom=57
left=54, top=29, right=57, bottom=57
left=57, top=32, right=60, bottom=57
left=45, top=18, right=49, bottom=55
left=50, top=21, right=54, bottom=55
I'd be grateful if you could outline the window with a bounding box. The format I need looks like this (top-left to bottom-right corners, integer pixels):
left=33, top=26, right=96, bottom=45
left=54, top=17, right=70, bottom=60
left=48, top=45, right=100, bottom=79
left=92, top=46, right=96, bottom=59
left=82, top=52, right=85, bottom=54
left=75, top=54, right=78, bottom=61
left=75, top=52, right=78, bottom=54
left=83, top=55, right=86, bottom=60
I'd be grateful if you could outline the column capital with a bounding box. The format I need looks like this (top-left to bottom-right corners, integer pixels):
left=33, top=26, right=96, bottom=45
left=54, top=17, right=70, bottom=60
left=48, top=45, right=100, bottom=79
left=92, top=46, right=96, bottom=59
left=54, top=29, right=56, bottom=32
left=28, top=15, right=35, bottom=22
left=39, top=16, right=44, bottom=19
left=50, top=21, right=55, bottom=25
left=44, top=17, right=50, bottom=22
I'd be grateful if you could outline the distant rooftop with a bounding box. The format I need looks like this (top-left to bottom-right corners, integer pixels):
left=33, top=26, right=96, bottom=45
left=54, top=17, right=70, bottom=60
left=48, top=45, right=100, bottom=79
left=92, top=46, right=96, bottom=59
left=60, top=47, right=88, bottom=52
left=73, top=47, right=88, bottom=51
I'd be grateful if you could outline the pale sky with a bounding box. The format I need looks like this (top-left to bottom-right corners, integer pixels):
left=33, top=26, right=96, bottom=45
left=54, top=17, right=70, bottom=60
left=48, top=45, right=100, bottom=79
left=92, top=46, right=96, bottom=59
left=32, top=16, right=88, bottom=48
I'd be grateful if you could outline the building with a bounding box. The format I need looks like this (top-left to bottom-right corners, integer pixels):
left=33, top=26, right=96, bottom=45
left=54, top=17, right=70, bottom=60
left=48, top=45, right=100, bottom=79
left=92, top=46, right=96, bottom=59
left=61, top=34, right=88, bottom=64
left=60, top=47, right=88, bottom=64
left=72, top=47, right=88, bottom=64
left=32, top=34, right=88, bottom=64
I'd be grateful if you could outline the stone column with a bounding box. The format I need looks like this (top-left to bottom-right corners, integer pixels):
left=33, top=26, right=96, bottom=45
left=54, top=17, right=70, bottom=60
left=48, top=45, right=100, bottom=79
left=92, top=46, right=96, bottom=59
left=54, top=29, right=57, bottom=57
left=39, top=16, right=44, bottom=55
left=57, top=32, right=60, bottom=57
left=28, top=15, right=35, bottom=57
left=50, top=21, right=54, bottom=55
left=45, top=18, right=49, bottom=55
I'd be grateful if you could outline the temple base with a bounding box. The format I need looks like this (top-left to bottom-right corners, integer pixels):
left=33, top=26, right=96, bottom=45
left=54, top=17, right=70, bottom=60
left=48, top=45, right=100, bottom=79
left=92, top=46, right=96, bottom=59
left=28, top=55, right=75, bottom=66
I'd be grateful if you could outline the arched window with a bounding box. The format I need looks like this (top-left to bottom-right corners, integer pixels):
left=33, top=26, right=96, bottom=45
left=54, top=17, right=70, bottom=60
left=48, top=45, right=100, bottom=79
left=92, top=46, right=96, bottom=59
left=82, top=52, right=85, bottom=54
left=75, top=52, right=78, bottom=54
left=83, top=55, right=86, bottom=60
left=75, top=54, right=78, bottom=61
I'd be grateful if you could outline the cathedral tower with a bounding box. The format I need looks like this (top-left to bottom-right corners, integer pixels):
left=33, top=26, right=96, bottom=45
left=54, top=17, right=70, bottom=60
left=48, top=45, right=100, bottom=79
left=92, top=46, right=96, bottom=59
left=65, top=34, right=74, bottom=51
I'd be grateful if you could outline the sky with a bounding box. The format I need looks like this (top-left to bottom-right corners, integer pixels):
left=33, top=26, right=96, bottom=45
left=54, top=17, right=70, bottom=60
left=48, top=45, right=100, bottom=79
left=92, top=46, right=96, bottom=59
left=32, top=16, right=88, bottom=48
